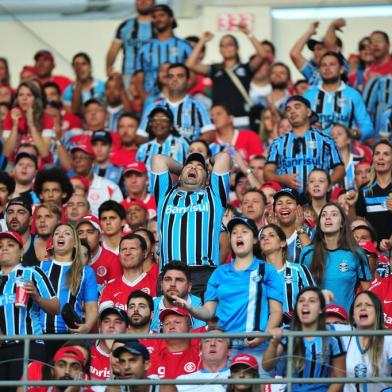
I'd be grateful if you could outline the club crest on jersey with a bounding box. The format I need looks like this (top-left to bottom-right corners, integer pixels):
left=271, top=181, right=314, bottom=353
left=97, top=266, right=107, bottom=277
left=170, top=47, right=178, bottom=57
left=308, top=141, right=317, bottom=149
left=184, top=362, right=196, bottom=373
left=338, top=98, right=346, bottom=107
left=253, top=275, right=264, bottom=282
left=338, top=262, right=349, bottom=272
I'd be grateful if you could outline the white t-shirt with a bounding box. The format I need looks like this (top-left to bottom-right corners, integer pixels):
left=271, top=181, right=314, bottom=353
left=343, top=334, right=392, bottom=392
left=176, top=368, right=230, bottom=392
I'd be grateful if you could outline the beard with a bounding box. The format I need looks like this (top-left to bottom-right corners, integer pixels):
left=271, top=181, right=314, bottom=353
left=271, top=81, right=288, bottom=90
left=129, top=314, right=150, bottom=327
left=322, top=76, right=340, bottom=85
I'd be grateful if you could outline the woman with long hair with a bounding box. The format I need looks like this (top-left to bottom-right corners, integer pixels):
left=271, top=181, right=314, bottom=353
left=349, top=37, right=374, bottom=92
left=40, top=223, right=98, bottom=359
left=263, top=287, right=346, bottom=391
left=300, top=202, right=372, bottom=312
left=344, top=291, right=392, bottom=391
left=306, top=168, right=331, bottom=218
left=259, top=224, right=315, bottom=322
left=2, top=81, right=54, bottom=159
left=186, top=26, right=267, bottom=127
left=173, top=216, right=283, bottom=373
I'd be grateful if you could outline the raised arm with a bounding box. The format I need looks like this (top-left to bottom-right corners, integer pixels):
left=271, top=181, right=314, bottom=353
left=151, top=154, right=183, bottom=175
left=237, top=23, right=267, bottom=70
left=324, top=18, right=346, bottom=51
left=290, top=21, right=320, bottom=70
left=172, top=295, right=217, bottom=321
left=210, top=151, right=232, bottom=174
left=186, top=32, right=213, bottom=75
left=106, top=40, right=122, bottom=77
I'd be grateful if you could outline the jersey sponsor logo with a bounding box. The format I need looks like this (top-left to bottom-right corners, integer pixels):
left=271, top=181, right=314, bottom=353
left=184, top=362, right=196, bottom=373
left=354, top=363, right=367, bottom=378
left=0, top=293, right=16, bottom=306
left=279, top=158, right=321, bottom=169
left=319, top=113, right=349, bottom=124
left=338, top=262, right=349, bottom=272
left=90, top=365, right=111, bottom=379
left=383, top=300, right=392, bottom=304
left=384, top=312, right=392, bottom=326
left=166, top=204, right=209, bottom=214
left=97, top=266, right=107, bottom=277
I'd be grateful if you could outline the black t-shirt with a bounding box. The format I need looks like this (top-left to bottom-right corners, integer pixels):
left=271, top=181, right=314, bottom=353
left=208, top=62, right=255, bottom=117
left=22, top=234, right=40, bottom=267
left=356, top=180, right=392, bottom=241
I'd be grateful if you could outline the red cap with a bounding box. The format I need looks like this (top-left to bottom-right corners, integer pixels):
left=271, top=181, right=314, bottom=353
left=325, top=305, right=348, bottom=321
left=159, top=307, right=192, bottom=322
left=76, top=214, right=102, bottom=233
left=261, top=181, right=282, bottom=192
left=70, top=176, right=90, bottom=193
left=20, top=65, right=38, bottom=78
left=358, top=241, right=378, bottom=256
left=53, top=346, right=86, bottom=367
left=34, top=50, right=54, bottom=62
left=123, top=162, right=147, bottom=175
left=356, top=160, right=371, bottom=168
left=230, top=354, right=259, bottom=371
left=124, top=199, right=148, bottom=213
left=0, top=231, right=23, bottom=248
left=70, top=143, right=95, bottom=158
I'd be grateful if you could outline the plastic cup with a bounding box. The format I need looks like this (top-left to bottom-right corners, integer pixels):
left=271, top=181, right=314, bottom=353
left=15, top=277, right=29, bottom=308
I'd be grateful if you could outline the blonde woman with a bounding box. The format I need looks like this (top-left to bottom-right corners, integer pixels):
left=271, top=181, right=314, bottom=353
left=40, top=223, right=98, bottom=359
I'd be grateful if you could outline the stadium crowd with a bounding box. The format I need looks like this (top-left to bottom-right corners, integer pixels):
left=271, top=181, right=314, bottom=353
left=0, top=0, right=392, bottom=391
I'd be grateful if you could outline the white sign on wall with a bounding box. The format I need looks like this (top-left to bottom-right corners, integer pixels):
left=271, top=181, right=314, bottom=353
left=217, top=13, right=255, bottom=31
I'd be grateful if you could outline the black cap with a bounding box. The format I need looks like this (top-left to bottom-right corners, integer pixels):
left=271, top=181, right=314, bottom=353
left=113, top=341, right=150, bottom=360
left=91, top=130, right=112, bottom=144
left=99, top=307, right=129, bottom=326
left=184, top=152, right=207, bottom=170
left=286, top=95, right=319, bottom=124
left=227, top=216, right=259, bottom=237
left=6, top=196, right=32, bottom=216
left=15, top=152, right=38, bottom=169
left=152, top=4, right=177, bottom=29
left=273, top=188, right=300, bottom=205
left=83, top=98, right=104, bottom=109
left=307, top=38, right=324, bottom=51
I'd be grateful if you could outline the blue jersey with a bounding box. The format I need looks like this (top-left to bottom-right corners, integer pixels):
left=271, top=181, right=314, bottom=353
left=106, top=105, right=125, bottom=132
left=63, top=79, right=106, bottom=106
left=363, top=75, right=392, bottom=138
left=379, top=106, right=392, bottom=140
left=137, top=96, right=215, bottom=141
left=93, top=163, right=123, bottom=185
left=153, top=170, right=230, bottom=267
left=0, top=264, right=56, bottom=336
left=205, top=258, right=283, bottom=332
left=114, top=18, right=154, bottom=76
left=266, top=129, right=343, bottom=193
left=300, top=245, right=372, bottom=312
left=151, top=294, right=206, bottom=332
left=286, top=228, right=315, bottom=264
left=136, top=135, right=189, bottom=173
left=40, top=259, right=98, bottom=333
left=304, top=83, right=374, bottom=140
left=281, top=325, right=346, bottom=392
left=277, top=262, right=315, bottom=313
left=135, top=37, right=192, bottom=95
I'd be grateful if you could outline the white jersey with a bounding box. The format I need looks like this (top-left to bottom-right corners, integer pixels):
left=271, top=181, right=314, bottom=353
left=176, top=368, right=230, bottom=392
left=343, top=334, right=392, bottom=392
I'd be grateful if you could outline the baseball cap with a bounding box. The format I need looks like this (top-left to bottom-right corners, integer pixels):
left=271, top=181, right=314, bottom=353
left=184, top=152, right=207, bottom=171
left=0, top=231, right=23, bottom=248
left=34, top=50, right=54, bottom=62
left=53, top=346, right=86, bottom=367
left=152, top=4, right=177, bottom=29
left=307, top=38, right=324, bottom=51
left=261, top=181, right=282, bottom=192
left=227, top=216, right=259, bottom=238
left=230, top=354, right=259, bottom=371
left=113, top=341, right=150, bottom=360
left=358, top=240, right=378, bottom=256
left=286, top=95, right=319, bottom=124
left=273, top=187, right=300, bottom=205
left=325, top=305, right=348, bottom=321
left=91, top=130, right=112, bottom=145
left=15, top=152, right=38, bottom=169
left=76, top=215, right=102, bottom=234
left=99, top=307, right=129, bottom=326
left=123, top=162, right=147, bottom=176
left=159, top=306, right=192, bottom=322
left=6, top=196, right=32, bottom=216
left=124, top=199, right=148, bottom=213
left=70, top=143, right=95, bottom=157
left=20, top=66, right=38, bottom=78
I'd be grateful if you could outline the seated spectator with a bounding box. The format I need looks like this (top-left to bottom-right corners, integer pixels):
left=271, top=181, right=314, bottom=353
left=151, top=262, right=206, bottom=333
left=306, top=168, right=331, bottom=218
left=132, top=228, right=158, bottom=280
left=63, top=52, right=105, bottom=115
left=66, top=192, right=90, bottom=226
left=124, top=200, right=149, bottom=233
left=0, top=171, right=15, bottom=230
left=98, top=200, right=126, bottom=254
left=176, top=327, right=231, bottom=392
left=3, top=81, right=54, bottom=161
left=227, top=354, right=260, bottom=392
left=99, top=233, right=157, bottom=310
left=325, top=304, right=349, bottom=325
left=241, top=188, right=266, bottom=230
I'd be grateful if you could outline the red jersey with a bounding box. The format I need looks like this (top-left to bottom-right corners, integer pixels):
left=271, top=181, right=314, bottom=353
left=99, top=273, right=157, bottom=311
left=62, top=111, right=83, bottom=131
left=364, top=56, right=392, bottom=85
left=110, top=147, right=137, bottom=167
left=146, top=262, right=159, bottom=283
left=90, top=344, right=111, bottom=380
left=369, top=276, right=392, bottom=329
left=69, top=131, right=121, bottom=151
left=50, top=75, right=72, bottom=93
left=148, top=343, right=201, bottom=379
left=90, top=245, right=122, bottom=286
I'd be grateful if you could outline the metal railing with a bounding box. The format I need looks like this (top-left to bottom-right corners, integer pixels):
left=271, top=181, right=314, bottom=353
left=1, top=329, right=392, bottom=391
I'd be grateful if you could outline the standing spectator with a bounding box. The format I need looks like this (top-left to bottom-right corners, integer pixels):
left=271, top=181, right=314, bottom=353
left=66, top=192, right=90, bottom=226
left=134, top=4, right=192, bottom=101
left=0, top=230, right=59, bottom=389
left=2, top=81, right=54, bottom=160
left=306, top=168, right=331, bottom=218
left=137, top=63, right=216, bottom=142
left=241, top=188, right=266, bottom=230
left=0, top=171, right=15, bottom=230
left=152, top=151, right=231, bottom=295
left=354, top=160, right=371, bottom=189
left=99, top=233, right=157, bottom=310
left=106, top=0, right=155, bottom=88
left=264, top=95, right=344, bottom=193
left=249, top=155, right=266, bottom=184
left=40, top=223, right=98, bottom=359
left=300, top=202, right=372, bottom=312
left=304, top=51, right=374, bottom=140
left=186, top=26, right=267, bottom=128
left=33, top=50, right=72, bottom=93
left=63, top=52, right=105, bottom=114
